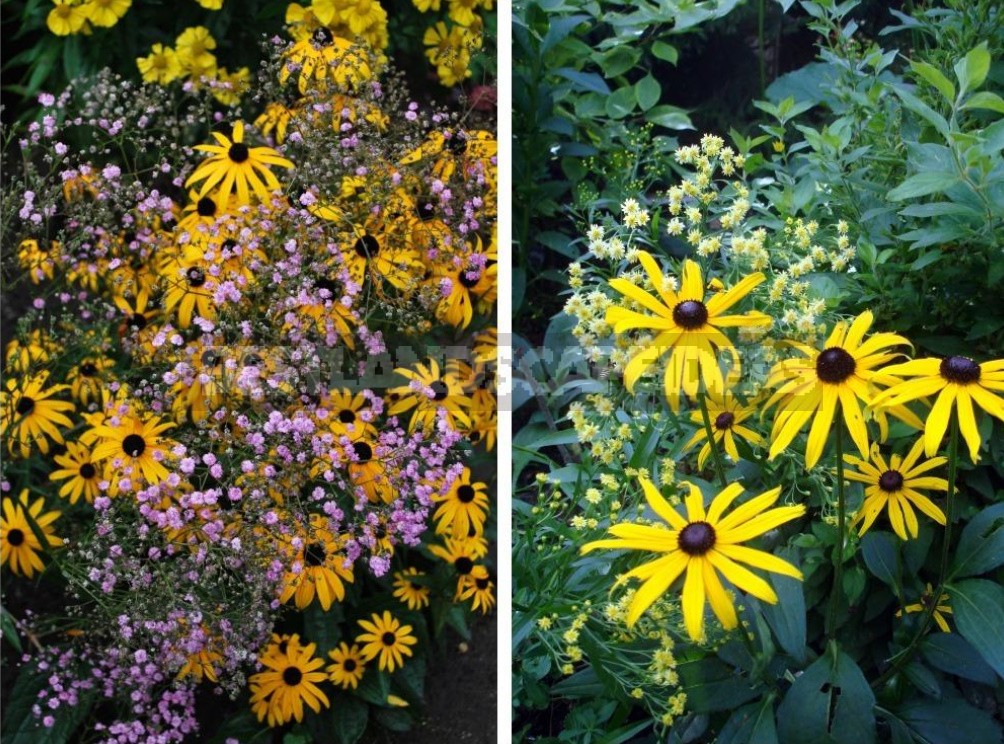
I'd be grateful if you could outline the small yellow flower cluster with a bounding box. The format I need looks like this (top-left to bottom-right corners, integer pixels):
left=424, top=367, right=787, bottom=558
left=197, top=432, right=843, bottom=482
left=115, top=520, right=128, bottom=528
left=417, top=0, right=490, bottom=87
left=135, top=27, right=250, bottom=106
left=46, top=0, right=131, bottom=36
left=621, top=198, right=650, bottom=229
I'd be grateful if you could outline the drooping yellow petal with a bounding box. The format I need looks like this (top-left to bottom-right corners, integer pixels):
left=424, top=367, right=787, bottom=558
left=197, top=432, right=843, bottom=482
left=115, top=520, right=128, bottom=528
left=924, top=386, right=957, bottom=456
left=702, top=559, right=739, bottom=630
left=681, top=559, right=707, bottom=641
left=625, top=550, right=689, bottom=627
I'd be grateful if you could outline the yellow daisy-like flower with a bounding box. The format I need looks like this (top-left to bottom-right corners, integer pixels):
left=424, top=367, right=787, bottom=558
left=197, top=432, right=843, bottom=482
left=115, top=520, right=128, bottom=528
left=1, top=372, right=75, bottom=458
left=844, top=439, right=947, bottom=540
left=457, top=565, right=495, bottom=614
left=90, top=414, right=176, bottom=485
left=872, top=356, right=1004, bottom=462
left=1, top=490, right=62, bottom=578
left=606, top=252, right=769, bottom=411
left=50, top=441, right=105, bottom=505
left=356, top=611, right=417, bottom=673
left=681, top=388, right=763, bottom=470
left=763, top=310, right=911, bottom=469
left=326, top=642, right=366, bottom=689
left=186, top=121, right=294, bottom=205
left=278, top=515, right=354, bottom=610
left=80, top=0, right=130, bottom=27
left=249, top=638, right=329, bottom=727
left=391, top=567, right=431, bottom=610
left=175, top=26, right=217, bottom=72
left=432, top=466, right=489, bottom=537
left=137, top=44, right=182, bottom=85
left=387, top=358, right=472, bottom=433
left=46, top=0, right=88, bottom=35
left=897, top=583, right=953, bottom=633
left=582, top=477, right=805, bottom=642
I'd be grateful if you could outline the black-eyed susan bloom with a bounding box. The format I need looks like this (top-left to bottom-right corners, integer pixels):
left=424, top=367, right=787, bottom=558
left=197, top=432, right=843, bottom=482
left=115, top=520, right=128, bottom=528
left=249, top=638, right=329, bottom=727
left=388, top=358, right=472, bottom=433
left=432, top=467, right=489, bottom=537
left=1, top=372, right=75, bottom=458
left=606, top=252, right=769, bottom=411
left=50, top=441, right=104, bottom=505
left=90, top=414, right=176, bottom=485
left=392, top=567, right=431, bottom=610
left=681, top=388, right=763, bottom=470
left=278, top=515, right=354, bottom=610
left=582, top=478, right=805, bottom=642
left=845, top=439, right=947, bottom=540
left=897, top=584, right=952, bottom=633
left=1, top=490, right=62, bottom=578
left=458, top=565, right=495, bottom=614
left=763, top=310, right=910, bottom=469
left=872, top=356, right=1004, bottom=462
left=356, top=611, right=417, bottom=673
left=326, top=642, right=366, bottom=690
left=186, top=121, right=294, bottom=205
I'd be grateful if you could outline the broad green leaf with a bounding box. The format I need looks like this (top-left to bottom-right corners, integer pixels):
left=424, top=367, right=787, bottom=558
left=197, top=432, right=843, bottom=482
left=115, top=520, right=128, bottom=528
left=862, top=533, right=899, bottom=592
left=542, top=15, right=589, bottom=55
left=760, top=549, right=808, bottom=664
left=598, top=47, right=640, bottom=78
left=651, top=40, right=678, bottom=64
left=961, top=91, right=1004, bottom=114
left=902, top=661, right=940, bottom=698
left=646, top=105, right=693, bottom=130
left=2, top=661, right=93, bottom=743
left=954, top=42, right=990, bottom=96
left=605, top=86, right=636, bottom=119
left=950, top=578, right=1004, bottom=679
left=921, top=633, right=997, bottom=684
left=635, top=75, right=661, bottom=111
left=886, top=172, right=959, bottom=201
left=951, top=502, right=1004, bottom=578
left=910, top=60, right=955, bottom=103
left=550, top=667, right=605, bottom=698
left=324, top=692, right=369, bottom=744
left=677, top=656, right=760, bottom=713
left=302, top=602, right=343, bottom=656
left=894, top=87, right=951, bottom=138
left=717, top=698, right=779, bottom=744
left=897, top=698, right=1002, bottom=744
left=776, top=649, right=876, bottom=744
left=554, top=68, right=611, bottom=95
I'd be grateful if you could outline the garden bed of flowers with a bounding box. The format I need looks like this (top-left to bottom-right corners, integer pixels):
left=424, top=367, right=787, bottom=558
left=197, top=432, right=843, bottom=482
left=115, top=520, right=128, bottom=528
left=513, top=1, right=1004, bottom=742
left=1, top=0, right=497, bottom=741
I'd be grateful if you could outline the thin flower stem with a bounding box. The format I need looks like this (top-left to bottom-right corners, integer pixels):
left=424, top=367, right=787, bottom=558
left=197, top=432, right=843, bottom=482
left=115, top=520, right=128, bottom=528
left=827, top=413, right=846, bottom=637
left=871, top=413, right=959, bottom=690
left=698, top=392, right=728, bottom=489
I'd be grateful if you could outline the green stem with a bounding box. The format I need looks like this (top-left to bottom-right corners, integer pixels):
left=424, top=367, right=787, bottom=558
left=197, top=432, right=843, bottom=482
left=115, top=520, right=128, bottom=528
left=871, top=413, right=959, bottom=690
left=698, top=393, right=728, bottom=489
left=827, top=415, right=846, bottom=637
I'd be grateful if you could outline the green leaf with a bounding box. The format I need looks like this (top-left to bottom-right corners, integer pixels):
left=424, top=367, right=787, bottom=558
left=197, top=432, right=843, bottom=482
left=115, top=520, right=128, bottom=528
left=950, top=578, right=1004, bottom=679
left=1, top=607, right=21, bottom=653
left=894, top=87, right=951, bottom=138
left=897, top=698, right=1002, bottom=744
left=886, top=172, right=960, bottom=200
left=208, top=710, right=268, bottom=744
left=356, top=668, right=392, bottom=706
left=961, top=91, right=1004, bottom=114
left=554, top=68, right=610, bottom=95
left=635, top=75, right=661, bottom=111
left=921, top=633, right=997, bottom=685
left=910, top=60, right=955, bottom=103
left=902, top=661, right=940, bottom=698
left=776, top=648, right=876, bottom=744
left=302, top=602, right=343, bottom=656
left=954, top=42, right=990, bottom=96
left=861, top=532, right=900, bottom=589
left=760, top=549, right=808, bottom=664
left=373, top=707, right=413, bottom=732
left=717, top=698, right=779, bottom=744
left=550, top=667, right=605, bottom=699
left=646, top=105, right=693, bottom=130
left=605, top=86, right=636, bottom=119
left=651, top=40, right=678, bottom=64
left=951, top=502, right=1004, bottom=578
left=322, top=692, right=369, bottom=744
left=2, top=661, right=94, bottom=743
left=542, top=15, right=589, bottom=55
left=598, top=47, right=640, bottom=78
left=677, top=656, right=760, bottom=713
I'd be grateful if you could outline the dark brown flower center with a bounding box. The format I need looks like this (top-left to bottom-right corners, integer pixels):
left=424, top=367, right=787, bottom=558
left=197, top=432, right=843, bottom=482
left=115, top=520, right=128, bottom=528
left=672, top=300, right=709, bottom=330
left=816, top=347, right=856, bottom=383
left=940, top=356, right=981, bottom=384
left=430, top=381, right=449, bottom=401
left=878, top=470, right=904, bottom=492
left=417, top=198, right=437, bottom=221
left=338, top=409, right=356, bottom=423
left=122, top=434, right=146, bottom=457
left=352, top=442, right=372, bottom=462
left=7, top=528, right=25, bottom=547
left=475, top=576, right=490, bottom=590
left=714, top=412, right=735, bottom=431
left=304, top=542, right=326, bottom=567
left=196, top=197, right=217, bottom=217
left=678, top=521, right=715, bottom=556
left=79, top=362, right=98, bottom=377
left=454, top=556, right=474, bottom=575
left=458, top=266, right=480, bottom=289
left=457, top=484, right=476, bottom=503
left=342, top=658, right=357, bottom=671
left=282, top=666, right=303, bottom=686
left=202, top=350, right=221, bottom=367
left=187, top=268, right=206, bottom=287
left=354, top=234, right=380, bottom=258
left=130, top=313, right=148, bottom=330
left=79, top=463, right=97, bottom=479
left=15, top=397, right=35, bottom=416
left=382, top=632, right=397, bottom=646
left=228, top=143, right=249, bottom=163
